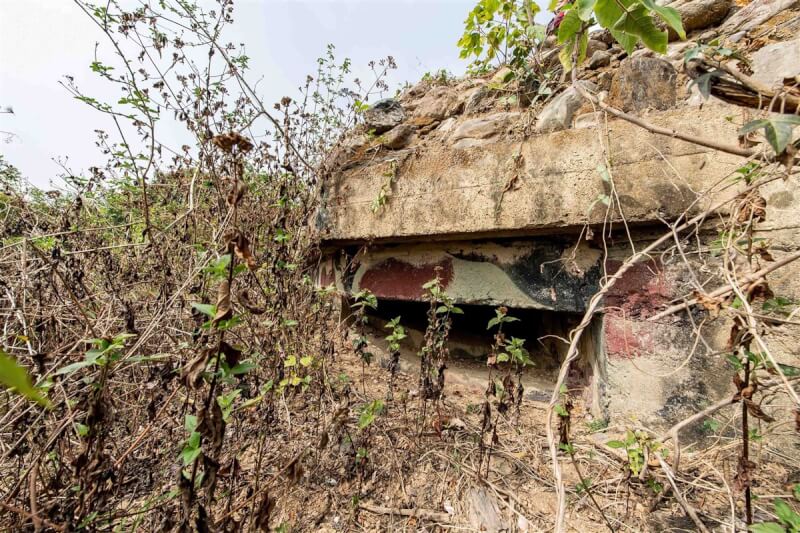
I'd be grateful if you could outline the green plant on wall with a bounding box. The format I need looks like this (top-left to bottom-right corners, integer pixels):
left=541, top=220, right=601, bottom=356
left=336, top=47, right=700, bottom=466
left=458, top=0, right=686, bottom=73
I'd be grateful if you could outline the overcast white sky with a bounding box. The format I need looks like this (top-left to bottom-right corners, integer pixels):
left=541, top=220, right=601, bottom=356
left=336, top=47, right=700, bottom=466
left=0, top=1, right=545, bottom=188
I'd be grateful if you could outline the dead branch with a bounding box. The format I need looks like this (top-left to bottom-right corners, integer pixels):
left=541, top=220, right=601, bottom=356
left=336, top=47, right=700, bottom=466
left=358, top=503, right=452, bottom=523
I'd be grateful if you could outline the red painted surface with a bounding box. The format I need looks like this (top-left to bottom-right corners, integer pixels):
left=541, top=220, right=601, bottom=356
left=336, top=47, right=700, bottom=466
left=604, top=315, right=654, bottom=358
left=319, top=257, right=336, bottom=287
left=605, top=259, right=672, bottom=318
left=604, top=259, right=672, bottom=358
left=358, top=258, right=454, bottom=300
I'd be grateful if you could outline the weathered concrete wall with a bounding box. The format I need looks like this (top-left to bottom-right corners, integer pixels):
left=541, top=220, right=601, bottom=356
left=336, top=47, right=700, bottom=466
left=319, top=104, right=742, bottom=244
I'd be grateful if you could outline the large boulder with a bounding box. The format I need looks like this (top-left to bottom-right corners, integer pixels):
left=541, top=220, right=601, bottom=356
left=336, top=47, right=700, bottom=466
left=750, top=38, right=800, bottom=87
left=364, top=99, right=406, bottom=134
left=588, top=50, right=612, bottom=69
left=607, top=57, right=677, bottom=112
left=381, top=124, right=415, bottom=150
left=451, top=112, right=517, bottom=149
left=666, top=0, right=730, bottom=40
left=409, top=86, right=462, bottom=126
left=535, top=81, right=597, bottom=133
left=716, top=0, right=799, bottom=35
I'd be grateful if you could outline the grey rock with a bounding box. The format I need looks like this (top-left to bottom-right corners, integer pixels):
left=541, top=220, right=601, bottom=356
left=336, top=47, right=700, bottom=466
left=535, top=81, right=597, bottom=133
left=729, top=30, right=747, bottom=43
left=590, top=29, right=615, bottom=45
left=412, top=86, right=462, bottom=123
left=607, top=57, right=677, bottom=112
left=364, top=99, right=405, bottom=134
left=467, top=488, right=507, bottom=533
left=437, top=117, right=458, bottom=135
left=451, top=112, right=516, bottom=143
left=597, top=70, right=615, bottom=91
left=588, top=50, right=612, bottom=69
left=667, top=0, right=730, bottom=39
left=341, top=133, right=369, bottom=152
left=490, top=67, right=513, bottom=85
left=631, top=48, right=655, bottom=58
left=666, top=41, right=693, bottom=60
left=751, top=38, right=800, bottom=87
left=717, top=0, right=799, bottom=34
left=463, top=85, right=490, bottom=115
left=381, top=124, right=415, bottom=150
left=586, top=39, right=609, bottom=60
left=574, top=111, right=603, bottom=129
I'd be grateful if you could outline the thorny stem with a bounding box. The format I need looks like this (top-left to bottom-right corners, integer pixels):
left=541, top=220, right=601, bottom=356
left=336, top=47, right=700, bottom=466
left=566, top=445, right=615, bottom=533
left=742, top=355, right=752, bottom=526
left=187, top=148, right=241, bottom=511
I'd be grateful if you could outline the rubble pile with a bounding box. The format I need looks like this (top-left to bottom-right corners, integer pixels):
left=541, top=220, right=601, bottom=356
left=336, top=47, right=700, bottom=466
left=328, top=0, right=800, bottom=171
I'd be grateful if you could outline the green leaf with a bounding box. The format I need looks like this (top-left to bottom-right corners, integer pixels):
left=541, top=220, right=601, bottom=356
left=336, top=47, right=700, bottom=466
left=185, top=414, right=198, bottom=433
left=558, top=9, right=582, bottom=44
left=0, top=352, right=50, bottom=407
left=740, top=115, right=800, bottom=155
left=611, top=29, right=638, bottom=55
left=774, top=498, right=800, bottom=529
left=773, top=363, right=800, bottom=377
left=641, top=0, right=685, bottom=39
left=54, top=359, right=95, bottom=376
left=689, top=71, right=722, bottom=99
left=606, top=440, right=626, bottom=448
left=748, top=523, right=788, bottom=533
left=181, top=442, right=201, bottom=465
left=576, top=0, right=597, bottom=20
left=559, top=41, right=576, bottom=69
left=284, top=355, right=297, bottom=368
left=230, top=361, right=257, bottom=375
left=613, top=5, right=667, bottom=54
left=191, top=302, right=216, bottom=318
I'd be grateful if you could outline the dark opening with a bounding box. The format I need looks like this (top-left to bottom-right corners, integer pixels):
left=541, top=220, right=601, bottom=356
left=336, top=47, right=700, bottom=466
left=362, top=298, right=601, bottom=390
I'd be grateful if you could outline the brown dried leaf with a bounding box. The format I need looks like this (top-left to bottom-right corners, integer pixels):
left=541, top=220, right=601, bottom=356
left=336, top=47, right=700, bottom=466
left=285, top=454, right=304, bottom=484
left=749, top=281, right=773, bottom=300
left=219, top=341, right=242, bottom=368
left=756, top=245, right=775, bottom=262
left=197, top=400, right=226, bottom=452
left=733, top=456, right=756, bottom=492
left=233, top=234, right=257, bottom=271
left=736, top=190, right=766, bottom=224
left=212, top=280, right=232, bottom=326
left=178, top=469, right=192, bottom=517
left=196, top=505, right=210, bottom=533
left=733, top=372, right=744, bottom=392
left=211, top=131, right=254, bottom=154
left=254, top=491, right=275, bottom=532
left=217, top=457, right=239, bottom=478
left=237, top=289, right=265, bottom=315
left=226, top=180, right=247, bottom=207
left=200, top=454, right=219, bottom=495
left=181, top=348, right=212, bottom=389
left=694, top=291, right=723, bottom=318
left=744, top=399, right=775, bottom=422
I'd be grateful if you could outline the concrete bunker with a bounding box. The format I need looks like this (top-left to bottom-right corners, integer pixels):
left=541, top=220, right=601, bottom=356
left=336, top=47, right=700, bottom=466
left=316, top=67, right=800, bottom=429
